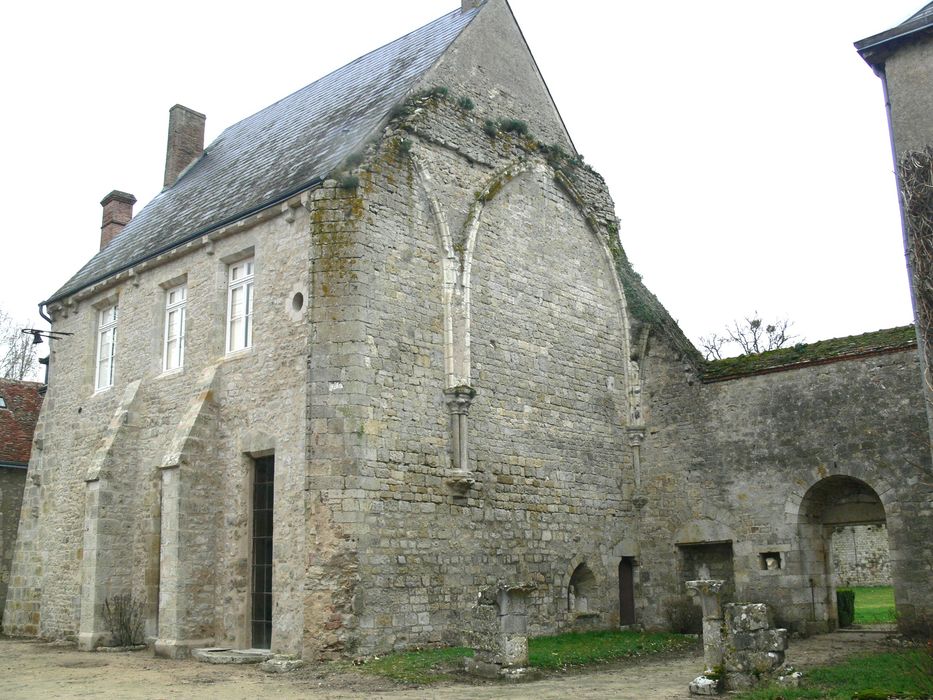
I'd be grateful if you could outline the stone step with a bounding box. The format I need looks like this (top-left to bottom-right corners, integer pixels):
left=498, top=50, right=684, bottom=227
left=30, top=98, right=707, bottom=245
left=192, top=647, right=273, bottom=664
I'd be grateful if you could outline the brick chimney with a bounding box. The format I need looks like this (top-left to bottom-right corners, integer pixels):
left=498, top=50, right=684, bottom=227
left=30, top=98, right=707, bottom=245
left=163, top=104, right=205, bottom=188
left=100, top=190, right=137, bottom=250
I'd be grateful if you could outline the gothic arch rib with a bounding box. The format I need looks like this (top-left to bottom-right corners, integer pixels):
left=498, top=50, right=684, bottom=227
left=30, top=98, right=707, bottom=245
left=463, top=158, right=636, bottom=404
left=407, top=146, right=636, bottom=411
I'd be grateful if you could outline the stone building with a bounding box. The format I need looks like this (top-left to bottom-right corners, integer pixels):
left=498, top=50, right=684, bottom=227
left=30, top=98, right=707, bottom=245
left=3, top=0, right=932, bottom=658
left=0, top=379, right=43, bottom=623
left=857, top=2, right=933, bottom=453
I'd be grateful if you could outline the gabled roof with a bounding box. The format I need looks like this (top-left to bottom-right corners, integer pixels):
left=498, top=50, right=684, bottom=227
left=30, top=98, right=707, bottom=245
left=49, top=5, right=481, bottom=304
left=855, top=2, right=933, bottom=70
left=0, top=379, right=43, bottom=467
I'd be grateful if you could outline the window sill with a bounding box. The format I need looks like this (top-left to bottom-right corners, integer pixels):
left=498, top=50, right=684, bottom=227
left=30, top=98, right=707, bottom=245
left=223, top=347, right=254, bottom=362
left=159, top=367, right=185, bottom=379
left=92, top=386, right=114, bottom=397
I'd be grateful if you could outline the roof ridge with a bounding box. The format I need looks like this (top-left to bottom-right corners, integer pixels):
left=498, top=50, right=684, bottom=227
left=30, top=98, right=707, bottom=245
left=215, top=7, right=471, bottom=144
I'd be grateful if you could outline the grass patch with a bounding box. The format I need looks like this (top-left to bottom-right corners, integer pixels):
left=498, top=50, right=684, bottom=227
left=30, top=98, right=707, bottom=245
left=733, top=649, right=933, bottom=699
left=841, top=586, right=897, bottom=624
left=355, top=646, right=474, bottom=684
left=528, top=629, right=696, bottom=670
left=353, top=630, right=696, bottom=684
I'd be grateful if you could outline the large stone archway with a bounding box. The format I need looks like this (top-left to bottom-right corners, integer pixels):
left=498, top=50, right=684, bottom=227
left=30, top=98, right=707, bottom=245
left=797, top=475, right=889, bottom=632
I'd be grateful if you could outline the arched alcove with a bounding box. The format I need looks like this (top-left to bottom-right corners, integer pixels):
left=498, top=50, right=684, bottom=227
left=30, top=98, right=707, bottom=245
left=568, top=563, right=597, bottom=614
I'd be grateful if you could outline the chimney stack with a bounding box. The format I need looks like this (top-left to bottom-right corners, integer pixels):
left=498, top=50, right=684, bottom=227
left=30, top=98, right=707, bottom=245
left=100, top=190, right=137, bottom=250
left=163, top=104, right=205, bottom=188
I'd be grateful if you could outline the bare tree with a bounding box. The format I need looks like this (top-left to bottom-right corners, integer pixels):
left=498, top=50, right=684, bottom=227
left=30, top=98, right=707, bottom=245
left=0, top=309, right=39, bottom=381
left=700, top=312, right=798, bottom=360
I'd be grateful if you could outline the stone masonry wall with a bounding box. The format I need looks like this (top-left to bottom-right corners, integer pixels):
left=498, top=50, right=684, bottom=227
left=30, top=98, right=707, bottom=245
left=638, top=340, right=931, bottom=632
left=297, top=85, right=639, bottom=655
left=3, top=202, right=311, bottom=654
left=0, top=466, right=27, bottom=624
left=831, top=524, right=892, bottom=588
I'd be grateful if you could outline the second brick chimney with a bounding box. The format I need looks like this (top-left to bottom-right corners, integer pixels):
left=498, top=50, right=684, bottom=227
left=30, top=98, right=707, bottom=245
left=163, top=104, right=205, bottom=188
left=100, top=190, right=137, bottom=250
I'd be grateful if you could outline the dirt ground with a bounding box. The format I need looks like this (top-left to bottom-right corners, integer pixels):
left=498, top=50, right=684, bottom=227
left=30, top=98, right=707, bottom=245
left=0, top=630, right=898, bottom=700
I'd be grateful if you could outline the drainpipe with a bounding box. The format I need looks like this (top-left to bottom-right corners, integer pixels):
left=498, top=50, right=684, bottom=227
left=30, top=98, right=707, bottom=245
left=876, top=67, right=933, bottom=459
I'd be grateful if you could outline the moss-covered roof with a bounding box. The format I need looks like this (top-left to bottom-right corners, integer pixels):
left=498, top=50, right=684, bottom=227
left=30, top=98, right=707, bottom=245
left=702, top=325, right=917, bottom=382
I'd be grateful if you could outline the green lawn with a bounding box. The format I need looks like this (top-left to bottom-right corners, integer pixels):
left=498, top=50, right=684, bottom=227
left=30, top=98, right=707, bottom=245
left=354, top=646, right=475, bottom=684
left=353, top=629, right=696, bottom=683
left=840, top=586, right=897, bottom=624
left=527, top=629, right=695, bottom=669
left=733, top=648, right=933, bottom=700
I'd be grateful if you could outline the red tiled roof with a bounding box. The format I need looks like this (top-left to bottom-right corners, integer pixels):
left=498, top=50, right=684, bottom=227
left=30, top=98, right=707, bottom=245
left=0, top=379, right=43, bottom=466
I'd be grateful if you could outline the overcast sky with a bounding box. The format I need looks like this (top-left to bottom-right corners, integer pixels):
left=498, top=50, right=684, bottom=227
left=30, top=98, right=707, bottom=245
left=0, top=0, right=922, bottom=359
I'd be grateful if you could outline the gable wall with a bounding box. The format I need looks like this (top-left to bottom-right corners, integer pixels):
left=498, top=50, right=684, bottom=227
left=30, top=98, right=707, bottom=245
left=299, top=92, right=637, bottom=654
left=421, top=0, right=573, bottom=151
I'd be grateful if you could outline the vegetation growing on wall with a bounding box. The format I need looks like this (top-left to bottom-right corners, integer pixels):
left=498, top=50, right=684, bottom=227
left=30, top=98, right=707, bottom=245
left=380, top=88, right=702, bottom=362
left=900, top=146, right=933, bottom=419
left=702, top=326, right=917, bottom=382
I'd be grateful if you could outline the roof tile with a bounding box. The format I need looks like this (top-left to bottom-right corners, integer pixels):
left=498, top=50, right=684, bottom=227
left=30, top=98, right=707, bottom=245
left=49, top=5, right=479, bottom=303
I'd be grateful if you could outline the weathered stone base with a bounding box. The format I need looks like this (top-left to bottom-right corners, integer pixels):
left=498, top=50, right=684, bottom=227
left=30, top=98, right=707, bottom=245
left=689, top=675, right=720, bottom=696
left=154, top=638, right=215, bottom=659
left=462, top=656, right=539, bottom=681
left=191, top=647, right=274, bottom=664
left=260, top=655, right=306, bottom=673
left=77, top=631, right=109, bottom=651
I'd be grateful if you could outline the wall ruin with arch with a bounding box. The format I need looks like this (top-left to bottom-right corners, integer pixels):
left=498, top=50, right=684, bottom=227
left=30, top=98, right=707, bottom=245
left=636, top=332, right=932, bottom=633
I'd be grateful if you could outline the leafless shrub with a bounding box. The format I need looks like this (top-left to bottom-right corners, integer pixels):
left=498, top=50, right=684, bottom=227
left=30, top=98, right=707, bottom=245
left=700, top=313, right=797, bottom=360
left=665, top=595, right=702, bottom=634
left=102, top=594, right=144, bottom=647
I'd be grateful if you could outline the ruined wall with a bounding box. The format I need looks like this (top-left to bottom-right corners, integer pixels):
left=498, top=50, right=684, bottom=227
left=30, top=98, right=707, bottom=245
left=0, top=466, right=27, bottom=623
left=298, top=88, right=639, bottom=655
left=3, top=203, right=311, bottom=655
left=831, top=524, right=892, bottom=588
left=639, top=339, right=931, bottom=631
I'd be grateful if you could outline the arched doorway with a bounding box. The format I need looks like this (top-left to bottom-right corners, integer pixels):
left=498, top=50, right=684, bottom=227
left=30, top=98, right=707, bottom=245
left=797, top=475, right=888, bottom=631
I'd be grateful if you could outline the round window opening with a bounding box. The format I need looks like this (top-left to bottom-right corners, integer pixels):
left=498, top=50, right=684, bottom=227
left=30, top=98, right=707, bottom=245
left=291, top=292, right=305, bottom=313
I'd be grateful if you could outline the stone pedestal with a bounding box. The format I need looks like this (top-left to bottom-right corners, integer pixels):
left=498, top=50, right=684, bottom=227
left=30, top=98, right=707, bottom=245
left=721, top=603, right=788, bottom=691
left=463, top=582, right=536, bottom=680
left=686, top=579, right=725, bottom=671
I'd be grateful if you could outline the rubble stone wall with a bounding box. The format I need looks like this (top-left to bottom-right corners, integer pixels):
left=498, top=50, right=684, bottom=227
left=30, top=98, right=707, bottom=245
left=320, top=99, right=638, bottom=654
left=0, top=466, right=26, bottom=623
left=831, top=524, right=892, bottom=588
left=639, top=340, right=931, bottom=631
left=2, top=205, right=312, bottom=655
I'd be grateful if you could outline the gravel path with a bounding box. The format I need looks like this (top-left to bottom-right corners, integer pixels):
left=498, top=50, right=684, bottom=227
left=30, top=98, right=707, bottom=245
left=0, top=631, right=895, bottom=699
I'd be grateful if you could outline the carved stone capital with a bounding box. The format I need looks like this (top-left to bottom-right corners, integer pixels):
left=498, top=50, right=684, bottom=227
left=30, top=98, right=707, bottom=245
left=444, top=385, right=477, bottom=415
left=626, top=426, right=646, bottom=447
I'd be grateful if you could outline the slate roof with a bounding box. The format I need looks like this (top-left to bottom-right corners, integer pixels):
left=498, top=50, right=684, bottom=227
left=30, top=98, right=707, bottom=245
left=855, top=2, right=933, bottom=69
left=702, top=325, right=917, bottom=382
left=0, top=379, right=43, bottom=467
left=48, top=5, right=481, bottom=304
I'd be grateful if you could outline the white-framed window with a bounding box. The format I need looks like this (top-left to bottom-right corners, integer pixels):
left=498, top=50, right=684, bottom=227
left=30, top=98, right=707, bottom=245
left=95, top=304, right=118, bottom=391
left=163, top=284, right=187, bottom=372
left=226, top=258, right=254, bottom=353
